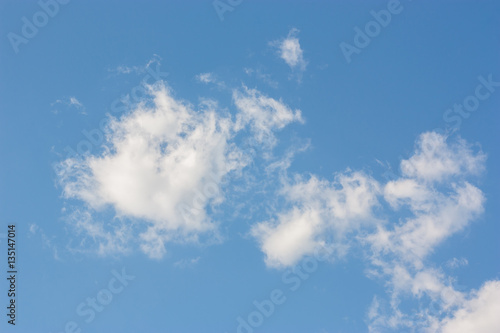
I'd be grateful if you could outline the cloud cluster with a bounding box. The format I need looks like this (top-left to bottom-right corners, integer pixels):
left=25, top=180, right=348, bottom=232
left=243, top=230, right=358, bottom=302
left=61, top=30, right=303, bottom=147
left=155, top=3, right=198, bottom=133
left=51, top=30, right=497, bottom=331
left=250, top=131, right=495, bottom=332
left=56, top=82, right=303, bottom=258
left=56, top=77, right=496, bottom=330
left=366, top=133, right=491, bottom=332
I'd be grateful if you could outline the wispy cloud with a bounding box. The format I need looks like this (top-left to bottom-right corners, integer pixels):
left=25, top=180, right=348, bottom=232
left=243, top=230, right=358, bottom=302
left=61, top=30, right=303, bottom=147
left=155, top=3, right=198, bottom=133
left=243, top=67, right=279, bottom=88
left=233, top=85, right=303, bottom=148
left=174, top=256, right=201, bottom=268
left=446, top=257, right=469, bottom=269
left=110, top=65, right=143, bottom=75
left=195, top=72, right=227, bottom=90
left=51, top=96, right=86, bottom=115
left=29, top=224, right=61, bottom=260
left=108, top=54, right=164, bottom=77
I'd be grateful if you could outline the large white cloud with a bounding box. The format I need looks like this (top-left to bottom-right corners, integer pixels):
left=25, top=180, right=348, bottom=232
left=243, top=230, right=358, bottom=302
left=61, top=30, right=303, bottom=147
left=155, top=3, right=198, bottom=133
left=56, top=82, right=303, bottom=258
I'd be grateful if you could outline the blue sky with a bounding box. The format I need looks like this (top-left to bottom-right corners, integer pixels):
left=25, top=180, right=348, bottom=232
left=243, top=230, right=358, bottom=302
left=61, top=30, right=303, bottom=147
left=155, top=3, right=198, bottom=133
left=1, top=1, right=499, bottom=332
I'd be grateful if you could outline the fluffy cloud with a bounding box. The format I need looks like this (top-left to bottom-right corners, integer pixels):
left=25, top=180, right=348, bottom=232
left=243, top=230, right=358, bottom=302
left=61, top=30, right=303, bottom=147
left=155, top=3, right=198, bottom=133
left=56, top=82, right=302, bottom=258
left=272, top=28, right=307, bottom=74
left=366, top=133, right=485, bottom=269
left=400, top=132, right=485, bottom=182
left=252, top=172, right=380, bottom=268
left=440, top=280, right=500, bottom=333
left=369, top=181, right=484, bottom=267
left=363, top=132, right=487, bottom=332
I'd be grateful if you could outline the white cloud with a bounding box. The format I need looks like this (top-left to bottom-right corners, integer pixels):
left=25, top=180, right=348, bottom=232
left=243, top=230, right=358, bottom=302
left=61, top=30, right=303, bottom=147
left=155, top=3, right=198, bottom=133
left=243, top=67, right=279, bottom=88
left=195, top=72, right=227, bottom=89
left=109, top=65, right=147, bottom=75
left=440, top=280, right=500, bottom=333
left=363, top=132, right=487, bottom=332
left=64, top=209, right=132, bottom=257
left=254, top=132, right=485, bottom=270
left=273, top=28, right=307, bottom=73
left=248, top=129, right=489, bottom=332
left=28, top=224, right=61, bottom=260
left=196, top=72, right=216, bottom=84
left=370, top=181, right=484, bottom=267
left=400, top=132, right=485, bottom=182
left=233, top=86, right=303, bottom=147
left=174, top=256, right=201, bottom=268
left=57, top=83, right=242, bottom=258
left=56, top=81, right=303, bottom=258
left=251, top=205, right=324, bottom=268
left=367, top=133, right=485, bottom=269
left=69, top=97, right=84, bottom=109
left=51, top=96, right=86, bottom=115
left=445, top=257, right=468, bottom=269
left=252, top=171, right=380, bottom=268
left=108, top=55, right=163, bottom=76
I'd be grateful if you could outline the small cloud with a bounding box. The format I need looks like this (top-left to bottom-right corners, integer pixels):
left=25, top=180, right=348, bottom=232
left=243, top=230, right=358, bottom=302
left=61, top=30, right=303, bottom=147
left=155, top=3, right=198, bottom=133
left=271, top=28, right=308, bottom=77
left=196, top=72, right=216, bottom=84
left=51, top=96, right=86, bottom=115
left=108, top=54, right=163, bottom=76
left=446, top=257, right=469, bottom=269
left=69, top=97, right=84, bottom=109
left=195, top=72, right=226, bottom=89
left=29, top=223, right=38, bottom=234
left=174, top=256, right=201, bottom=268
left=243, top=67, right=278, bottom=88
left=109, top=65, right=141, bottom=75
left=233, top=85, right=303, bottom=148
left=28, top=224, right=61, bottom=261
